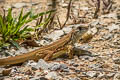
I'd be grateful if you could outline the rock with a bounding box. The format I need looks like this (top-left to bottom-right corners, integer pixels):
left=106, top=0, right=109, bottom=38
left=75, top=69, right=81, bottom=73
left=15, top=47, right=28, bottom=55
left=98, top=73, right=105, bottom=78
left=79, top=55, right=96, bottom=61
left=60, top=3, right=68, bottom=8
left=35, top=59, right=50, bottom=70
left=39, top=40, right=51, bottom=46
left=90, top=20, right=100, bottom=26
left=62, top=27, right=72, bottom=34
left=86, top=71, right=98, bottom=77
left=30, top=77, right=48, bottom=80
left=88, top=63, right=102, bottom=69
left=107, top=24, right=120, bottom=32
left=75, top=43, right=93, bottom=50
left=49, top=63, right=68, bottom=71
left=12, top=3, right=26, bottom=8
left=101, top=13, right=117, bottom=19
left=107, top=73, right=115, bottom=78
left=69, top=77, right=81, bottom=80
left=3, top=5, right=11, bottom=11
left=113, top=58, right=120, bottom=64
left=49, top=63, right=61, bottom=70
left=102, top=33, right=113, bottom=40
left=43, top=30, right=64, bottom=41
left=80, top=7, right=89, bottom=11
left=24, top=60, right=37, bottom=67
left=3, top=78, right=12, bottom=80
left=73, top=63, right=79, bottom=67
left=45, top=72, right=58, bottom=79
left=60, top=64, right=68, bottom=70
left=114, top=73, right=120, bottom=80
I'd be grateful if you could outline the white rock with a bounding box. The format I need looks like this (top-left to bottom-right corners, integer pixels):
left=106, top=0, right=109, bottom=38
left=62, top=27, right=72, bottom=34
left=44, top=30, right=64, bottom=41
left=114, top=73, right=120, bottom=80
left=107, top=24, right=120, bottom=32
left=86, top=71, right=97, bottom=77
left=101, top=13, right=117, bottom=19
left=60, top=3, right=68, bottom=8
left=3, top=5, right=11, bottom=10
left=35, top=59, right=50, bottom=70
left=12, top=3, right=26, bottom=8
left=80, top=7, right=89, bottom=11
left=45, top=72, right=58, bottom=79
left=39, top=40, right=51, bottom=46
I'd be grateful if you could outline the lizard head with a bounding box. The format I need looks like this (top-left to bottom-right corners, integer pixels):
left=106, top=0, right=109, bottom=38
left=72, top=26, right=88, bottom=43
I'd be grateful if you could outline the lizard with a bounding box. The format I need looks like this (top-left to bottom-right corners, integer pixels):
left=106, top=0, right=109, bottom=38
left=0, top=26, right=88, bottom=66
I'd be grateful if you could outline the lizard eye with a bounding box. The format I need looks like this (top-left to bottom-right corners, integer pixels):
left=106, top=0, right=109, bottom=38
left=78, top=27, right=82, bottom=31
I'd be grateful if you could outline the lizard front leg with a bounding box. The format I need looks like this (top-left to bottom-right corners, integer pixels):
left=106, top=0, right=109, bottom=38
left=67, top=45, right=74, bottom=59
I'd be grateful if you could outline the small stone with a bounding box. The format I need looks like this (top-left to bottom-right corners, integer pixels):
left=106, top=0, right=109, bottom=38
left=39, top=40, right=51, bottom=46
left=75, top=69, right=81, bottom=73
left=60, top=3, right=68, bottom=8
left=114, top=73, right=120, bottom=80
left=73, top=63, right=79, bottom=67
left=88, top=63, right=102, bottom=69
left=45, top=72, right=58, bottom=79
left=101, top=13, right=117, bottom=19
left=69, top=77, right=81, bottom=80
left=62, top=68, right=69, bottom=72
left=60, top=64, right=68, bottom=70
left=43, top=30, right=64, bottom=41
left=24, top=60, right=37, bottom=67
left=75, top=43, right=93, bottom=50
left=12, top=3, right=26, bottom=8
left=80, top=7, right=89, bottom=11
left=3, top=5, right=11, bottom=11
left=3, top=78, right=12, bottom=80
left=62, top=27, right=72, bottom=34
left=98, top=73, right=105, bottom=78
left=86, top=71, right=97, bottom=77
left=107, top=73, right=115, bottom=78
left=113, top=58, right=120, bottom=64
left=49, top=63, right=61, bottom=70
left=35, top=59, right=50, bottom=70
left=107, top=24, right=120, bottom=32
left=102, top=34, right=113, bottom=40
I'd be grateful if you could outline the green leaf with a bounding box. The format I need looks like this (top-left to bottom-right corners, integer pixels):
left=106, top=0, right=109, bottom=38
left=10, top=40, right=20, bottom=49
left=6, top=8, right=13, bottom=22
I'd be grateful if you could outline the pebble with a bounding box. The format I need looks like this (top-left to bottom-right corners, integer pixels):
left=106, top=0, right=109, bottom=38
left=45, top=72, right=58, bottom=79
left=49, top=63, right=68, bottom=71
left=113, top=73, right=120, bottom=80
left=88, top=63, right=102, bottom=69
left=30, top=77, right=47, bottom=80
left=35, top=59, right=50, bottom=70
left=43, top=30, right=64, bottom=41
left=107, top=24, right=120, bottom=32
left=113, top=58, right=120, bottom=64
left=62, top=27, right=72, bottom=34
left=98, top=73, right=105, bottom=78
left=86, top=71, right=98, bottom=77
left=12, top=3, right=26, bottom=8
left=49, top=63, right=61, bottom=70
left=102, top=33, right=113, bottom=40
left=75, top=43, right=93, bottom=50
left=60, top=3, right=68, bottom=8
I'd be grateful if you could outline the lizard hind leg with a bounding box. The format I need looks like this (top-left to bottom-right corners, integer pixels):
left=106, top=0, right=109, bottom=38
left=43, top=50, right=55, bottom=61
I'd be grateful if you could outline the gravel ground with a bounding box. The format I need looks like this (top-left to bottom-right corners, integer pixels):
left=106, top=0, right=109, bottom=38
left=0, top=0, right=120, bottom=80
